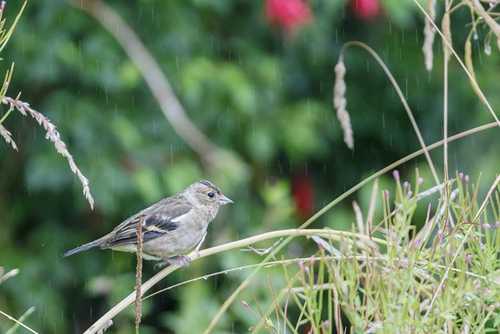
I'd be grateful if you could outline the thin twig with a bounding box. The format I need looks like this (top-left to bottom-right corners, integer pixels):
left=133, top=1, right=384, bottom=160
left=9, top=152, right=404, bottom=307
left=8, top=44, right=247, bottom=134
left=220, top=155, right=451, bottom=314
left=0, top=268, right=19, bottom=284
left=424, top=175, right=500, bottom=318
left=0, top=309, right=38, bottom=334
left=366, top=179, right=379, bottom=236
left=442, top=0, right=452, bottom=237
left=241, top=238, right=283, bottom=255
left=135, top=216, right=144, bottom=332
left=339, top=41, right=441, bottom=187
left=5, top=306, right=35, bottom=334
left=352, top=201, right=365, bottom=235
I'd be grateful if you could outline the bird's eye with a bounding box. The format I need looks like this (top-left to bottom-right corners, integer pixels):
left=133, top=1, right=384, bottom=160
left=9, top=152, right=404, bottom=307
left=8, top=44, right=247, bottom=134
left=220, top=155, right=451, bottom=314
left=207, top=192, right=215, bottom=198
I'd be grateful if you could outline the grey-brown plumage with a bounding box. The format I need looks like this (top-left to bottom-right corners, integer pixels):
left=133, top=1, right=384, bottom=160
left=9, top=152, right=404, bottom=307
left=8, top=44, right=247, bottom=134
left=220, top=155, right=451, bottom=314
left=64, top=180, right=232, bottom=265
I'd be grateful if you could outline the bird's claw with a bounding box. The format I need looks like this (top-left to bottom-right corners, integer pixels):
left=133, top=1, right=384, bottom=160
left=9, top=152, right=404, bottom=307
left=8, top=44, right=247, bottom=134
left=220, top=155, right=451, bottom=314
left=155, top=255, right=191, bottom=270
left=154, top=261, right=167, bottom=270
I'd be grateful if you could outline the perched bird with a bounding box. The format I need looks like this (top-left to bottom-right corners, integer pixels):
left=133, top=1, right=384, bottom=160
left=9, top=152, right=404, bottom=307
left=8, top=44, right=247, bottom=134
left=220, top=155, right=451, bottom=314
left=64, top=180, right=233, bottom=266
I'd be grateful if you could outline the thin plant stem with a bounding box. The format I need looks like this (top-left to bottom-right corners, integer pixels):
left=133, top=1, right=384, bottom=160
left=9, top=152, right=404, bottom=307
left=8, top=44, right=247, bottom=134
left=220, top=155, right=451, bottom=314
left=135, top=216, right=144, bottom=333
left=442, top=0, right=452, bottom=249
left=413, top=0, right=500, bottom=126
left=340, top=41, right=441, bottom=187
left=144, top=254, right=491, bottom=302
left=0, top=107, right=13, bottom=124
left=424, top=174, right=500, bottom=318
left=5, top=307, right=35, bottom=334
left=443, top=0, right=451, bottom=183
left=0, top=309, right=38, bottom=334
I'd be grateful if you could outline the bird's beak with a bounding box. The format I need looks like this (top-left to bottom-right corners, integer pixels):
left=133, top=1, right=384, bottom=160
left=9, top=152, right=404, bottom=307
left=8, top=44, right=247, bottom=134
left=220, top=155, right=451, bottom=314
left=218, top=194, right=234, bottom=205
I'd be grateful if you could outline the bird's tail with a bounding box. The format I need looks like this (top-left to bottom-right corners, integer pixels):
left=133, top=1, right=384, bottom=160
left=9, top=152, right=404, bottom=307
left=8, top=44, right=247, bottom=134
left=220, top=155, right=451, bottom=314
left=63, top=237, right=107, bottom=257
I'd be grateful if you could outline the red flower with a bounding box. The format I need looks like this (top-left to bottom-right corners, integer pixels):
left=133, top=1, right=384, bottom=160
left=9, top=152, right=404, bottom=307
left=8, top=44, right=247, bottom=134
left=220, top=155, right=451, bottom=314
left=265, top=0, right=312, bottom=34
left=292, top=174, right=314, bottom=219
left=351, top=0, right=380, bottom=20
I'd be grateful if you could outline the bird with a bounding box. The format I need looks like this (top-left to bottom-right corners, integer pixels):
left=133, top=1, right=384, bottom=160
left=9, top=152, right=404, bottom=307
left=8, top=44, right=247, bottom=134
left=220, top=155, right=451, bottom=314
left=64, top=180, right=233, bottom=266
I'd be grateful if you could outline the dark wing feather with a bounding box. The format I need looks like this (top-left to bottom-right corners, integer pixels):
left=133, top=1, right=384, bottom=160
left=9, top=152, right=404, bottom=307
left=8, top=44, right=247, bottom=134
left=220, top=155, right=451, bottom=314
left=145, top=215, right=178, bottom=231
left=102, top=195, right=191, bottom=247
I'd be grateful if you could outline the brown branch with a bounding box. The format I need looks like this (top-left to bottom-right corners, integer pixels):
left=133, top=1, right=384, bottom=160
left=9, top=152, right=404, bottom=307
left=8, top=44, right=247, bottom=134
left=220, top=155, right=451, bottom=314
left=69, top=0, right=221, bottom=163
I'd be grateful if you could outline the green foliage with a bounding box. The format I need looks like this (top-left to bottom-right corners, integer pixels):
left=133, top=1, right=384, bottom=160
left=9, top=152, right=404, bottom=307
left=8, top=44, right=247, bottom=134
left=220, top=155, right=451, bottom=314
left=0, top=0, right=498, bottom=333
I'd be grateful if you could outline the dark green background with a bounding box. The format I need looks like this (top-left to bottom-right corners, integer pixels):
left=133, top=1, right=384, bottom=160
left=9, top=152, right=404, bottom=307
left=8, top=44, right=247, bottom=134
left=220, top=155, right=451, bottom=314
left=0, top=0, right=498, bottom=333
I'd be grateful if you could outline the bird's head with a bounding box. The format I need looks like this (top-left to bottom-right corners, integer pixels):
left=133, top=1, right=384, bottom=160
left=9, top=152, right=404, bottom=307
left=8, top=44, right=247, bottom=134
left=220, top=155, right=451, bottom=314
left=185, top=180, right=233, bottom=208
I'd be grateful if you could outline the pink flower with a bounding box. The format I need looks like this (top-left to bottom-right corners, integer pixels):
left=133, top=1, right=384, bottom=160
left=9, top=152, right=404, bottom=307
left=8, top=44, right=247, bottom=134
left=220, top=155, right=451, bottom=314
left=265, top=0, right=312, bottom=34
left=351, top=0, right=380, bottom=20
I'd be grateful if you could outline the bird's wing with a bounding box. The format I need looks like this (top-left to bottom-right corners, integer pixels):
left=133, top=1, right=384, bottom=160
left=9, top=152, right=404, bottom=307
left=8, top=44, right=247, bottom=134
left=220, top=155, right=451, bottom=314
left=103, top=196, right=192, bottom=247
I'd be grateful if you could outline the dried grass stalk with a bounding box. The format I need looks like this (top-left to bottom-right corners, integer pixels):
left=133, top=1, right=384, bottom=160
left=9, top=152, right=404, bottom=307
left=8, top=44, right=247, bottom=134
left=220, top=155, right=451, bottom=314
left=1, top=96, right=94, bottom=209
left=464, top=37, right=484, bottom=103
left=0, top=268, right=19, bottom=285
left=352, top=201, right=365, bottom=235
left=442, top=5, right=453, bottom=62
left=135, top=216, right=144, bottom=332
left=422, top=0, right=436, bottom=71
left=333, top=57, right=354, bottom=150
left=0, top=123, right=17, bottom=150
left=470, top=0, right=500, bottom=51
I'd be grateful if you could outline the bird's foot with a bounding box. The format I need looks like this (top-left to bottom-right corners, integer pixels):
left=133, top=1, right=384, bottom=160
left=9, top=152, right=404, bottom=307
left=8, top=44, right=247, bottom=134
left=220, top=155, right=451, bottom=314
left=154, top=261, right=167, bottom=270
left=155, top=255, right=191, bottom=269
left=193, top=250, right=201, bottom=259
left=169, top=255, right=192, bottom=267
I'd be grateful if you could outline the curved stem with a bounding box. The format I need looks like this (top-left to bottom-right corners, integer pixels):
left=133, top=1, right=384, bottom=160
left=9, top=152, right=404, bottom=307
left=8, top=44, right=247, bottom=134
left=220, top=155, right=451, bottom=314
left=443, top=0, right=451, bottom=183
left=340, top=41, right=441, bottom=187
left=0, top=309, right=38, bottom=334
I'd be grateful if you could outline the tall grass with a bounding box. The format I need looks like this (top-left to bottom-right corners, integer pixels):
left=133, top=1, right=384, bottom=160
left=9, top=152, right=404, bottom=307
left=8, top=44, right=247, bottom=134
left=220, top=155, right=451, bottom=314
left=248, top=174, right=499, bottom=333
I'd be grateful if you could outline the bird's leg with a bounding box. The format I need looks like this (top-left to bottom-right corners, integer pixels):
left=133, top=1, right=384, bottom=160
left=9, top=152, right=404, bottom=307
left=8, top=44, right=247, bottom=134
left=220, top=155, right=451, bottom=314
left=193, top=231, right=207, bottom=259
left=154, top=261, right=168, bottom=270
left=155, top=255, right=191, bottom=269
left=167, top=255, right=192, bottom=267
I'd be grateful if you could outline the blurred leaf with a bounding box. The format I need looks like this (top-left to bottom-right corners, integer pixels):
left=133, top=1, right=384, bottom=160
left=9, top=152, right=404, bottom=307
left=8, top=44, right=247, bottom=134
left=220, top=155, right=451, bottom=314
left=162, top=158, right=203, bottom=192
left=133, top=167, right=162, bottom=202
left=164, top=281, right=223, bottom=333
left=381, top=0, right=416, bottom=26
